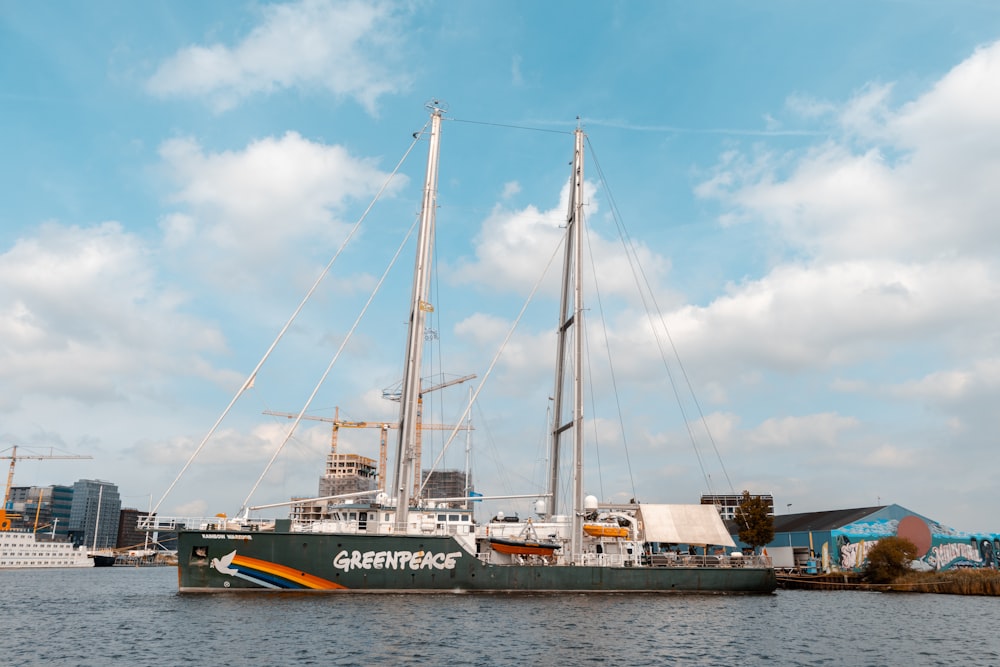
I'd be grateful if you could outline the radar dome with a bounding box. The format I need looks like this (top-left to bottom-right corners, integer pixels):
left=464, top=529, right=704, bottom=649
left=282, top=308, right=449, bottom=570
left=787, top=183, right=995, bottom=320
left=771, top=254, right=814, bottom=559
left=534, top=499, right=548, bottom=517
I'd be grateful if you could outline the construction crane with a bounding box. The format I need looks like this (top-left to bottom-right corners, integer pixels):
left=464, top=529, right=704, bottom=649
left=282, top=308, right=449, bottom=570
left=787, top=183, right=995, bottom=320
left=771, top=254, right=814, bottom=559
left=382, top=374, right=476, bottom=497
left=0, top=446, right=93, bottom=531
left=264, top=390, right=474, bottom=497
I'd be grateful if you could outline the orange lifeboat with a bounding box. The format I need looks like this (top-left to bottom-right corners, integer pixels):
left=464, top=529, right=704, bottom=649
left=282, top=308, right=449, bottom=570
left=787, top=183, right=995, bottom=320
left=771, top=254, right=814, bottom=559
left=583, top=523, right=629, bottom=538
left=489, top=537, right=560, bottom=557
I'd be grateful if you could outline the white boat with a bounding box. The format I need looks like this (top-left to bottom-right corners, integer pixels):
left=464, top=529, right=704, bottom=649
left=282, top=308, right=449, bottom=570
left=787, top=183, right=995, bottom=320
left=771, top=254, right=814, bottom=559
left=0, top=530, right=94, bottom=569
left=0, top=446, right=95, bottom=568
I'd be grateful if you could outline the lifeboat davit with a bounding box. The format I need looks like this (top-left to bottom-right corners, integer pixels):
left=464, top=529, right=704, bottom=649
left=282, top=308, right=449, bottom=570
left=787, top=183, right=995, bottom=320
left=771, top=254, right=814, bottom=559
left=488, top=537, right=560, bottom=557
left=583, top=523, right=629, bottom=538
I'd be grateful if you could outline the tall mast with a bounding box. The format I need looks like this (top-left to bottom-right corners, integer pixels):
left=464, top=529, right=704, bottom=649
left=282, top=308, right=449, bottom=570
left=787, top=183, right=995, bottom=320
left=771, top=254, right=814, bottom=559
left=548, top=126, right=586, bottom=560
left=392, top=103, right=444, bottom=529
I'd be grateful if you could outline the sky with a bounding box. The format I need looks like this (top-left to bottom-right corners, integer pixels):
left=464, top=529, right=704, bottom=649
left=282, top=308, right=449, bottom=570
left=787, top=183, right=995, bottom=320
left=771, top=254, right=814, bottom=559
left=3, top=0, right=1000, bottom=533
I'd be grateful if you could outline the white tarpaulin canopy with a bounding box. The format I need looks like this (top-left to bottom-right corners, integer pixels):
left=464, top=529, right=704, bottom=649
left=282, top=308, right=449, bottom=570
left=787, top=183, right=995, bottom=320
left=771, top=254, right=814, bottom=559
left=636, top=504, right=737, bottom=547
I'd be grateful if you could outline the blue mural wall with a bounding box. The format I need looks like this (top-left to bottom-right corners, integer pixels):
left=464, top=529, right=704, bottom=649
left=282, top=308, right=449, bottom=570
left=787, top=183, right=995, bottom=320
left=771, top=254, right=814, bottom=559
left=831, top=515, right=1000, bottom=571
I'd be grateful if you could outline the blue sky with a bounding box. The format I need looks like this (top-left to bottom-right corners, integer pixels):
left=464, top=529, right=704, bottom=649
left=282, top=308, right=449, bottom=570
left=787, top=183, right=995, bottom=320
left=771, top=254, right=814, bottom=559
left=3, top=0, right=1000, bottom=532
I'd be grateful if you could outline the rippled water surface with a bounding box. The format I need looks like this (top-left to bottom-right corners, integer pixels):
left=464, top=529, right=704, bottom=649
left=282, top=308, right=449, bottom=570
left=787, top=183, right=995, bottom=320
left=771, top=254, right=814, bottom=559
left=1, top=567, right=998, bottom=666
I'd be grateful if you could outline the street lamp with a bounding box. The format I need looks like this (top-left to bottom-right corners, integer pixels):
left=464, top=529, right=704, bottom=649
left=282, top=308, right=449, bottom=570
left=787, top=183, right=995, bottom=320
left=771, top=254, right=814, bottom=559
left=785, top=505, right=793, bottom=552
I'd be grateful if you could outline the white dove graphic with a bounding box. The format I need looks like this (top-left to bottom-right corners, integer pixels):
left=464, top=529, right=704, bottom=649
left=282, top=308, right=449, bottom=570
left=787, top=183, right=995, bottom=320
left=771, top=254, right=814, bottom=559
left=210, top=550, right=239, bottom=575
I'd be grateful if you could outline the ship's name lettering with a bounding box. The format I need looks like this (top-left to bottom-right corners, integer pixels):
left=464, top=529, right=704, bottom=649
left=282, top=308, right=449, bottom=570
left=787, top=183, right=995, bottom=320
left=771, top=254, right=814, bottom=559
left=200, top=534, right=253, bottom=541
left=332, top=549, right=462, bottom=572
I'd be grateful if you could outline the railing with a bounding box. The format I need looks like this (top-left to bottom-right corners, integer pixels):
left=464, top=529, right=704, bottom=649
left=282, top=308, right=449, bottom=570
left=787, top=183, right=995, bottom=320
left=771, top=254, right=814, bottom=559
left=476, top=549, right=772, bottom=569
left=135, top=516, right=275, bottom=532
left=579, top=552, right=629, bottom=567
left=644, top=553, right=772, bottom=568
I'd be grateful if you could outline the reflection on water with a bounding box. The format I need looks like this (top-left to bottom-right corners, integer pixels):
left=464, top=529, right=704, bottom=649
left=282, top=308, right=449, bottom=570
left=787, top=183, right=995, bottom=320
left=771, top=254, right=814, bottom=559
left=1, top=568, right=998, bottom=666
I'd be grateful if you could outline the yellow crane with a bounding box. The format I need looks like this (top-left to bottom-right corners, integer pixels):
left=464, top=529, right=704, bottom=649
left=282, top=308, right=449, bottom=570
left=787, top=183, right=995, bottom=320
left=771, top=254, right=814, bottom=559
left=264, top=393, right=474, bottom=497
left=381, top=373, right=476, bottom=497
left=0, top=446, right=93, bottom=530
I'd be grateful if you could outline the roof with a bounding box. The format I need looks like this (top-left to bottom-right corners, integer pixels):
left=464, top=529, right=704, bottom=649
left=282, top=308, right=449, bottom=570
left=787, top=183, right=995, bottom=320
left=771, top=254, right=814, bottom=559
left=769, top=506, right=886, bottom=533
left=638, top=504, right=736, bottom=547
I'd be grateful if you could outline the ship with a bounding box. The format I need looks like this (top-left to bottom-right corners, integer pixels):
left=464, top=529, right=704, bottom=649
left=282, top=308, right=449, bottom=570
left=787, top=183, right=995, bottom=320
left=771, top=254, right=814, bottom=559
left=0, top=447, right=95, bottom=569
left=0, top=530, right=94, bottom=569
left=161, top=104, right=777, bottom=593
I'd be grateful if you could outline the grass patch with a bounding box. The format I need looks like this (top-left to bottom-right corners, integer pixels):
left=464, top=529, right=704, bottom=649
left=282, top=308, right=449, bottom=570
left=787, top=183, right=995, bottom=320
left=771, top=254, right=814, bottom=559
left=891, top=569, right=1000, bottom=595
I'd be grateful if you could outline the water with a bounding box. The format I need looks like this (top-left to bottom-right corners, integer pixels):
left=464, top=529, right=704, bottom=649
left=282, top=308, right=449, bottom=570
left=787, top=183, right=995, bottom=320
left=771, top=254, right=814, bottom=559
left=1, top=567, right=998, bottom=666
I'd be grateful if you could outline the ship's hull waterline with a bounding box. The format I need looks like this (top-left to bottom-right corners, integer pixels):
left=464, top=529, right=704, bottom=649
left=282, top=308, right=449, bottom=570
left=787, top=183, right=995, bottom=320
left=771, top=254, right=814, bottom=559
left=177, top=530, right=777, bottom=594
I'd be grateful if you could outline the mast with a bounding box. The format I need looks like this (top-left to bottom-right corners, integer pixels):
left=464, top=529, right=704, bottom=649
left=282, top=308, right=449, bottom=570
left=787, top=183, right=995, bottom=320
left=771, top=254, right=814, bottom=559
left=548, top=126, right=586, bottom=560
left=464, top=386, right=473, bottom=510
left=392, top=103, right=444, bottom=529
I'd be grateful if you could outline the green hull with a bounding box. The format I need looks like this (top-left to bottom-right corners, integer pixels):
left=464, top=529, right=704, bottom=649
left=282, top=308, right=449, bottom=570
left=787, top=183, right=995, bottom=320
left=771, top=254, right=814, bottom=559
left=177, top=530, right=777, bottom=594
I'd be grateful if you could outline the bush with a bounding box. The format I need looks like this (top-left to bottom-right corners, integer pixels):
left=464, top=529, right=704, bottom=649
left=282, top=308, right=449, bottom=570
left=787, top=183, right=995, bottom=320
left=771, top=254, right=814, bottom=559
left=863, top=536, right=918, bottom=583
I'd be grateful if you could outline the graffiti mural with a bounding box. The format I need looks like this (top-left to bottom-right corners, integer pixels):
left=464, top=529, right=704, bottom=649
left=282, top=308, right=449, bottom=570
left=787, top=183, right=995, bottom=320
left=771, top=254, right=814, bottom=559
left=832, top=517, right=1000, bottom=571
left=839, top=539, right=876, bottom=569
left=927, top=541, right=982, bottom=570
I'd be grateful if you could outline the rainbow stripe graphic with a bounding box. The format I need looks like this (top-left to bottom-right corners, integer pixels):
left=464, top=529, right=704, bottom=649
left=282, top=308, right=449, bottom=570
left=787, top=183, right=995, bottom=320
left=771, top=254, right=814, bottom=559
left=219, top=552, right=346, bottom=590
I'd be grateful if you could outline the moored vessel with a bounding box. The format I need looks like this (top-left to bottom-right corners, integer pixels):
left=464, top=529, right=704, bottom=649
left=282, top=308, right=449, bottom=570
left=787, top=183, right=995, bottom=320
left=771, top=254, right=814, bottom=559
left=154, top=104, right=776, bottom=594
left=0, top=530, right=94, bottom=569
left=0, top=446, right=95, bottom=569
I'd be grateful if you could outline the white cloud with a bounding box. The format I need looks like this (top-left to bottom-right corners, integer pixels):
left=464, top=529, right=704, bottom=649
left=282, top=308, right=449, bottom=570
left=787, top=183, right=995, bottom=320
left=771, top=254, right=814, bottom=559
left=670, top=43, right=1000, bottom=530
left=837, top=82, right=894, bottom=141
left=511, top=54, right=524, bottom=87
left=889, top=357, right=1000, bottom=404
left=501, top=181, right=521, bottom=199
left=137, top=423, right=328, bottom=467
left=0, top=222, right=224, bottom=409
left=452, top=178, right=670, bottom=305
left=710, top=42, right=1000, bottom=264
left=146, top=0, right=410, bottom=112
left=158, top=131, right=404, bottom=286
left=865, top=443, right=916, bottom=469
left=685, top=43, right=1000, bottom=386
left=746, top=413, right=859, bottom=449
left=451, top=201, right=565, bottom=294
left=666, top=259, right=999, bottom=378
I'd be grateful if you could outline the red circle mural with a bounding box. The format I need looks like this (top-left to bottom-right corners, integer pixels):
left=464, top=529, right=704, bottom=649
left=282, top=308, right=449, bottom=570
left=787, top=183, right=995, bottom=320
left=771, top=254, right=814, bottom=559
left=897, top=515, right=932, bottom=558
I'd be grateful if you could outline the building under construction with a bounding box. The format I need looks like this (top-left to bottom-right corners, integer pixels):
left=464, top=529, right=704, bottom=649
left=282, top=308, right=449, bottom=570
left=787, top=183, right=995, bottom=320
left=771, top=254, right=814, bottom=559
left=290, top=451, right=378, bottom=523
left=319, top=453, right=378, bottom=497
left=422, top=469, right=472, bottom=507
left=701, top=493, right=775, bottom=521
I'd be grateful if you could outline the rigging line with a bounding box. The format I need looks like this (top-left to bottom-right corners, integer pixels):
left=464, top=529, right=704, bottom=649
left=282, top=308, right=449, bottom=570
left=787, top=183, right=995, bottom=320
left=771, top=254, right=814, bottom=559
left=427, top=224, right=447, bottom=465
left=584, top=136, right=722, bottom=496
left=418, top=229, right=567, bottom=499
left=533, top=399, right=553, bottom=497
left=473, top=399, right=515, bottom=497
left=448, top=117, right=573, bottom=135
left=582, top=207, right=637, bottom=504
left=581, top=317, right=605, bottom=502
left=239, top=211, right=422, bottom=515
left=583, top=324, right=607, bottom=498
left=597, top=154, right=720, bottom=498
left=599, top=147, right=739, bottom=501
left=152, top=123, right=427, bottom=516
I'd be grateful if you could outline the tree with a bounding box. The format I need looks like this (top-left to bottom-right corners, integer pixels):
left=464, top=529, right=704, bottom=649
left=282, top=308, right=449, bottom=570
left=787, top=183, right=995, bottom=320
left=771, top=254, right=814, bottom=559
left=734, top=490, right=774, bottom=551
left=863, top=536, right=918, bottom=583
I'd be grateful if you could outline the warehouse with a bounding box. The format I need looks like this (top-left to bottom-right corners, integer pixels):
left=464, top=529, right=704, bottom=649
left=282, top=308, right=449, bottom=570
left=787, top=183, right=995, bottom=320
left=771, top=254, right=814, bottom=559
left=732, top=504, right=999, bottom=572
